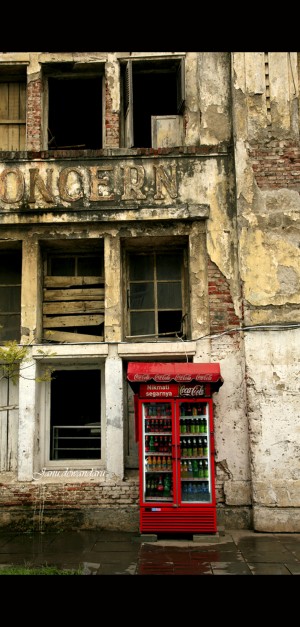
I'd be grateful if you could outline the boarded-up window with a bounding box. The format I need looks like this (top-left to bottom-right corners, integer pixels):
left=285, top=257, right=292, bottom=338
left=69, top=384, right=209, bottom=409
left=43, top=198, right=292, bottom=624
left=0, top=81, right=26, bottom=150
left=43, top=252, right=104, bottom=343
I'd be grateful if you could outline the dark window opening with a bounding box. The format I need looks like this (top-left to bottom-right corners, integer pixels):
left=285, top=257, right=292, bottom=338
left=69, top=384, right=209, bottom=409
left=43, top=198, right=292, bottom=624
left=48, top=77, right=103, bottom=150
left=133, top=72, right=178, bottom=148
left=0, top=251, right=21, bottom=342
left=122, top=58, right=185, bottom=148
left=50, top=369, right=101, bottom=460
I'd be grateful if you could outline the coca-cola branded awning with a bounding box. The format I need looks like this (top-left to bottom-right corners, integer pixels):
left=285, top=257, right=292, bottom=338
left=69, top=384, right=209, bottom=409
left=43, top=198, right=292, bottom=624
left=127, top=362, right=223, bottom=394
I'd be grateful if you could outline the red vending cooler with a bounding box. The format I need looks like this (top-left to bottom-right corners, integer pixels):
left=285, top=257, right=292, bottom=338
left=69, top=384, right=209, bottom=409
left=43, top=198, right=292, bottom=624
left=127, top=362, right=223, bottom=535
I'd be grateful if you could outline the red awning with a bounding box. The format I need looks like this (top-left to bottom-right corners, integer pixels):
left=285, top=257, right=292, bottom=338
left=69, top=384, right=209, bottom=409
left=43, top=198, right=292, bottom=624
left=127, top=361, right=223, bottom=391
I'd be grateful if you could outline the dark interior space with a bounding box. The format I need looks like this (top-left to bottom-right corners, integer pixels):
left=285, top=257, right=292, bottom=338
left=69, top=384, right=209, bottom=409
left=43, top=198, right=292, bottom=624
left=48, top=77, right=103, bottom=149
left=50, top=369, right=101, bottom=460
left=132, top=71, right=178, bottom=147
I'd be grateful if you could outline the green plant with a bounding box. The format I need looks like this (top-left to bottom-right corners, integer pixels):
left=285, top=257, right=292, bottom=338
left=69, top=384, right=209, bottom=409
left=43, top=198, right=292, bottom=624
left=0, top=564, right=83, bottom=575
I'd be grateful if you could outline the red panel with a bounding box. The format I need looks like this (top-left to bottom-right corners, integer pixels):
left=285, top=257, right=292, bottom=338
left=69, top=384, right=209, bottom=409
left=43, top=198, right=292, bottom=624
left=140, top=506, right=217, bottom=533
left=127, top=362, right=223, bottom=393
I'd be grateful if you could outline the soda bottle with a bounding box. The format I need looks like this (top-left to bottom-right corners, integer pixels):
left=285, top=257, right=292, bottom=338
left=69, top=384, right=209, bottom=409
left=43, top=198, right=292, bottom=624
left=149, top=435, right=155, bottom=452
left=154, top=436, right=159, bottom=452
left=152, top=456, right=156, bottom=471
left=202, top=417, right=207, bottom=433
left=146, top=477, right=151, bottom=496
left=195, top=418, right=200, bottom=433
left=188, top=460, right=193, bottom=479
left=145, top=436, right=149, bottom=452
left=192, top=459, right=198, bottom=478
left=203, top=437, right=208, bottom=456
left=203, top=459, right=209, bottom=478
left=181, top=404, right=185, bottom=416
left=183, top=460, right=188, bottom=477
left=192, top=437, right=198, bottom=456
left=147, top=456, right=152, bottom=471
left=163, top=475, right=171, bottom=497
left=198, top=437, right=203, bottom=457
left=191, top=418, right=196, bottom=434
left=161, top=456, right=167, bottom=470
left=198, top=459, right=204, bottom=478
left=167, top=455, right=172, bottom=471
left=157, top=475, right=164, bottom=493
left=187, top=438, right=193, bottom=457
left=182, top=438, right=188, bottom=457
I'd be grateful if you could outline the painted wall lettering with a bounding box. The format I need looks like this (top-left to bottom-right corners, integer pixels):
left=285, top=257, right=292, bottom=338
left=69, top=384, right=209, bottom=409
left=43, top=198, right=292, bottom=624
left=0, top=161, right=179, bottom=209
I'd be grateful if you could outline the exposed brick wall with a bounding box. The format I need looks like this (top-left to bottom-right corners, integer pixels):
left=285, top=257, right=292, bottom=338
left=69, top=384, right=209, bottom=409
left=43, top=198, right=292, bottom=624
left=0, top=478, right=140, bottom=531
left=26, top=78, right=42, bottom=152
left=249, top=140, right=300, bottom=191
left=208, top=259, right=240, bottom=334
left=105, top=80, right=120, bottom=148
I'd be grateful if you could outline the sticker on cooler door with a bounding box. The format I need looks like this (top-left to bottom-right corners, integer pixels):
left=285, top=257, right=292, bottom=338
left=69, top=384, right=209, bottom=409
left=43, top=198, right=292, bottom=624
left=179, top=384, right=205, bottom=396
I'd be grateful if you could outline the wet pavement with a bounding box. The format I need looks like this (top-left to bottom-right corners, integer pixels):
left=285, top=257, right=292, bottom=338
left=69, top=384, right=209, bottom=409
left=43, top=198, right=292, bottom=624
left=1, top=528, right=300, bottom=575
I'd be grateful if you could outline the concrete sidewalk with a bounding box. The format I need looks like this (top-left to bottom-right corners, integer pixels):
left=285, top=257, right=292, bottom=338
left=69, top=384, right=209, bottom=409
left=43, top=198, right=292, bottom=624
left=1, top=529, right=300, bottom=575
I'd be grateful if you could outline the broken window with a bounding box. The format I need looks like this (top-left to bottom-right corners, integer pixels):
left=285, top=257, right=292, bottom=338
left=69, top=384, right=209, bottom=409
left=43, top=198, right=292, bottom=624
left=50, top=368, right=102, bottom=461
left=0, top=66, right=26, bottom=150
left=124, top=247, right=188, bottom=340
left=43, top=250, right=104, bottom=343
left=0, top=250, right=22, bottom=342
left=122, top=57, right=185, bottom=148
left=47, top=71, right=103, bottom=150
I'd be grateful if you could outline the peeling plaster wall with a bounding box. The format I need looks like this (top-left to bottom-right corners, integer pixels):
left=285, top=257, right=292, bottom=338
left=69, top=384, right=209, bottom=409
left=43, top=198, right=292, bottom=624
left=232, top=52, right=300, bottom=530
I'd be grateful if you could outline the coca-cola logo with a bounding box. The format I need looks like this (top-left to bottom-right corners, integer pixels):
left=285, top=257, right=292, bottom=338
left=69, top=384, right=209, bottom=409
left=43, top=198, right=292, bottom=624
left=195, top=374, right=213, bottom=381
left=133, top=374, right=149, bottom=381
left=179, top=384, right=205, bottom=396
left=154, top=375, right=171, bottom=382
left=175, top=375, right=192, bottom=382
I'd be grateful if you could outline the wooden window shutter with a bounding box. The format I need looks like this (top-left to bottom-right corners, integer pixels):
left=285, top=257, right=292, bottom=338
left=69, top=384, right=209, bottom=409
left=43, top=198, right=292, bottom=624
left=176, top=58, right=185, bottom=114
left=124, top=60, right=134, bottom=147
left=0, top=82, right=26, bottom=150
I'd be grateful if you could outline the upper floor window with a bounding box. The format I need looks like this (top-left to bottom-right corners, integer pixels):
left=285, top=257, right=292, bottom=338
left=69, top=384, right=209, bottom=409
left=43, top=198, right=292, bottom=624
left=122, top=57, right=185, bottom=148
left=0, top=66, right=26, bottom=150
left=0, top=250, right=22, bottom=342
left=45, top=63, right=104, bottom=150
left=123, top=244, right=189, bottom=340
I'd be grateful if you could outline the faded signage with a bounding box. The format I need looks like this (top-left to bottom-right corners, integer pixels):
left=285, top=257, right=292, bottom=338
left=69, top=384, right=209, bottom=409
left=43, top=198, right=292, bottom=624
left=0, top=161, right=179, bottom=210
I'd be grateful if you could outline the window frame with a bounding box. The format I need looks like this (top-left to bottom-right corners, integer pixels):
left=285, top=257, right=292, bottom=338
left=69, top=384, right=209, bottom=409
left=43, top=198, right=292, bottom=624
left=0, top=67, right=27, bottom=151
left=39, top=362, right=105, bottom=470
left=0, top=250, right=22, bottom=342
left=123, top=244, right=189, bottom=341
left=121, top=56, right=185, bottom=148
left=42, top=63, right=105, bottom=151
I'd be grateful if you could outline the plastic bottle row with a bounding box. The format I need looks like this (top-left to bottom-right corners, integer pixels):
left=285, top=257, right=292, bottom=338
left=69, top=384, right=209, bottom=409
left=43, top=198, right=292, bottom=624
left=145, top=435, right=171, bottom=454
left=145, top=474, right=173, bottom=499
left=145, top=419, right=172, bottom=433
left=146, top=455, right=172, bottom=471
left=181, top=436, right=208, bottom=457
left=180, top=417, right=207, bottom=434
left=182, top=482, right=210, bottom=501
left=181, top=459, right=209, bottom=479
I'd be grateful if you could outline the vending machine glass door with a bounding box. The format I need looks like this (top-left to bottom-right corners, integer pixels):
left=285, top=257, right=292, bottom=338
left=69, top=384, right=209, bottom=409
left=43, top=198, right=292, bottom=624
left=178, top=400, right=212, bottom=504
left=141, top=401, right=174, bottom=504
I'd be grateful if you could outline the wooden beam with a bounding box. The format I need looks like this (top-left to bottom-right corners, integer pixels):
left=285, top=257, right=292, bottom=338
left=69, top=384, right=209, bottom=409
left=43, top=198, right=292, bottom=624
left=43, top=330, right=104, bottom=343
left=44, top=287, right=104, bottom=301
left=43, top=314, right=104, bottom=327
left=44, top=276, right=104, bottom=288
left=43, top=301, right=103, bottom=314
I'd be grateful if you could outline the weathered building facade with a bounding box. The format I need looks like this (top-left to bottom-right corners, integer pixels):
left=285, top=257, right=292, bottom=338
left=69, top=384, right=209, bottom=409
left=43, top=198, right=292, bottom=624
left=0, top=52, right=299, bottom=533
